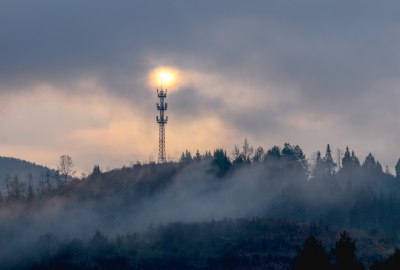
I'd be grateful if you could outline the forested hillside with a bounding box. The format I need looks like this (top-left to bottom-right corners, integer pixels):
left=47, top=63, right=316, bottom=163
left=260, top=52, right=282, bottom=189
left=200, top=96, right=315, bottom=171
left=0, top=156, right=55, bottom=193
left=17, top=219, right=396, bottom=270
left=1, top=141, right=400, bottom=269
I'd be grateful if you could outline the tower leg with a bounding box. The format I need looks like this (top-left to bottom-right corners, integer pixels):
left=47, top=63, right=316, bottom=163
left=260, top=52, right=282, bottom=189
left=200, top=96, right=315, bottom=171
left=158, top=124, right=166, bottom=163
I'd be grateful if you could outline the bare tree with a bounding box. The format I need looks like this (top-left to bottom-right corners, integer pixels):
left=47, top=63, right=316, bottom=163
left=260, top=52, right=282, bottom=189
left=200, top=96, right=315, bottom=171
left=232, top=145, right=240, bottom=160
left=335, top=148, right=344, bottom=172
left=27, top=173, right=34, bottom=201
left=4, top=174, right=10, bottom=198
left=385, top=165, right=392, bottom=176
left=58, top=155, right=76, bottom=184
left=9, top=175, right=26, bottom=201
left=37, top=173, right=46, bottom=195
left=42, top=169, right=53, bottom=192
left=232, top=138, right=255, bottom=165
left=242, top=138, right=254, bottom=163
left=252, top=146, right=265, bottom=163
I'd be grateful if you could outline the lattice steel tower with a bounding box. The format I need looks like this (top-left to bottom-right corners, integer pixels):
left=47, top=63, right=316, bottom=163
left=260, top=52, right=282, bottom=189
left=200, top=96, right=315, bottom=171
left=156, top=87, right=168, bottom=163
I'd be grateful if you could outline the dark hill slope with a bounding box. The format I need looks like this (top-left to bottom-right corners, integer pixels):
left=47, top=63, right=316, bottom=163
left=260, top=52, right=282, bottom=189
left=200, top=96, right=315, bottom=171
left=0, top=156, right=53, bottom=187
left=14, top=219, right=395, bottom=270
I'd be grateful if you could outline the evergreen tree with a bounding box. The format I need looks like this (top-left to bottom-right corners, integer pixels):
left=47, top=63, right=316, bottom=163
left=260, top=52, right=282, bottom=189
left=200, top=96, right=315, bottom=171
left=203, top=151, right=212, bottom=161
left=194, top=150, right=202, bottom=162
left=91, top=165, right=102, bottom=177
left=376, top=161, right=383, bottom=173
left=395, top=158, right=400, bottom=179
left=281, top=143, right=307, bottom=176
left=363, top=153, right=376, bottom=171
left=351, top=151, right=360, bottom=167
left=293, top=235, right=332, bottom=270
left=342, top=146, right=352, bottom=171
left=212, top=149, right=231, bottom=177
left=371, top=248, right=400, bottom=270
left=331, top=231, right=364, bottom=270
left=362, top=153, right=382, bottom=174
left=180, top=150, right=193, bottom=164
left=265, top=146, right=281, bottom=162
left=264, top=145, right=282, bottom=171
left=323, top=144, right=336, bottom=176
left=313, top=151, right=323, bottom=179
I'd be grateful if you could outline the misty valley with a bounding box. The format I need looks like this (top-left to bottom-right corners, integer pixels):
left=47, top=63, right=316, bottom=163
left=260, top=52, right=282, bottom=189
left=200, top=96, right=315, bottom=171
left=0, top=142, right=399, bottom=269
left=2, top=0, right=400, bottom=269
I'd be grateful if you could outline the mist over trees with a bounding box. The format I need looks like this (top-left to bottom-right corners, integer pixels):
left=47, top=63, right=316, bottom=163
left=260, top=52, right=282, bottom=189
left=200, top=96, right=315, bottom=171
left=0, top=141, right=400, bottom=269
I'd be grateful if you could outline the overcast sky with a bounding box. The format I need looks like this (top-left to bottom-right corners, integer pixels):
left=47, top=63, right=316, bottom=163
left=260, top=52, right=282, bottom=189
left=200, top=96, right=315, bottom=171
left=0, top=0, right=399, bottom=173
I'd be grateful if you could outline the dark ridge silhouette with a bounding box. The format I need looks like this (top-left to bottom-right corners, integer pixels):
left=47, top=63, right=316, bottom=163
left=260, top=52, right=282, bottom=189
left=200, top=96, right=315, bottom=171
left=293, top=235, right=332, bottom=270
left=11, top=219, right=391, bottom=270
left=371, top=248, right=400, bottom=270
left=0, top=156, right=55, bottom=191
left=0, top=156, right=50, bottom=175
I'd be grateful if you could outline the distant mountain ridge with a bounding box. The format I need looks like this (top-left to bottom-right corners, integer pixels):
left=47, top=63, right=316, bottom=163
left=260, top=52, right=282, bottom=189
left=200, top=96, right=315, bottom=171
left=0, top=156, right=54, bottom=188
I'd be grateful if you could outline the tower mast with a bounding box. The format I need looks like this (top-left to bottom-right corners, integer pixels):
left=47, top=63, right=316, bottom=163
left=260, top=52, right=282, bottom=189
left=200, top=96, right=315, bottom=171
left=156, top=87, right=168, bottom=163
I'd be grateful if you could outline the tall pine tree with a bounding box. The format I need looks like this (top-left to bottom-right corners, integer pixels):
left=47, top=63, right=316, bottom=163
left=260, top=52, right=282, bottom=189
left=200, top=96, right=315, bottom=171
left=293, top=235, right=332, bottom=270
left=323, top=144, right=336, bottom=176
left=395, top=158, right=400, bottom=179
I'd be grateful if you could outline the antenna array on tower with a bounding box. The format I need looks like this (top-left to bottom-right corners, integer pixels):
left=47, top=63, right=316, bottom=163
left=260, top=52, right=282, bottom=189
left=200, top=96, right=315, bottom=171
left=156, top=88, right=168, bottom=163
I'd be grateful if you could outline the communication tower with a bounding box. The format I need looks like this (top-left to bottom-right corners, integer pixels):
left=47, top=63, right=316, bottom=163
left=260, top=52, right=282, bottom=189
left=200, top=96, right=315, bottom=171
left=156, top=87, right=168, bottom=163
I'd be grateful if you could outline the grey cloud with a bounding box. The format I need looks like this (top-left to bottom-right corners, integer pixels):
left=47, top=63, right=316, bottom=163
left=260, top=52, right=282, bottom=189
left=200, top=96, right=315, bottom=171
left=168, top=87, right=223, bottom=120
left=1, top=0, right=399, bottom=102
left=1, top=0, right=400, bottom=167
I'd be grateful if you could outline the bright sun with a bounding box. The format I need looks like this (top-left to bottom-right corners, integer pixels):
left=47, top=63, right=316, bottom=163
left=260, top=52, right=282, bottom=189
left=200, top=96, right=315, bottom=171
left=149, top=67, right=178, bottom=89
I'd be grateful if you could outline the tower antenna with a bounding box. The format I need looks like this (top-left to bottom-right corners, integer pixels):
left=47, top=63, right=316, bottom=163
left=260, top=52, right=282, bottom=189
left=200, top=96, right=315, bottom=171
left=156, top=85, right=168, bottom=163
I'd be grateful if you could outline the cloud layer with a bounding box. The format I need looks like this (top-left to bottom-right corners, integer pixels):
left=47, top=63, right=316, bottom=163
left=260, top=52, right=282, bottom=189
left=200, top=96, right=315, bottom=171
left=0, top=0, right=399, bottom=172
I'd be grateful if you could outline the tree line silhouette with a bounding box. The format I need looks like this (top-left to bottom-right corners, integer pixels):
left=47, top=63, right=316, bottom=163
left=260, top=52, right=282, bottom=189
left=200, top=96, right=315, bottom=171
left=19, top=220, right=400, bottom=270
left=2, top=140, right=400, bottom=203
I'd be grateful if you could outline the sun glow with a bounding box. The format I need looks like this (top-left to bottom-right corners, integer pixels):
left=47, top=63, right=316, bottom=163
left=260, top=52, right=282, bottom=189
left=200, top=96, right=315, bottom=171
left=149, top=67, right=179, bottom=89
